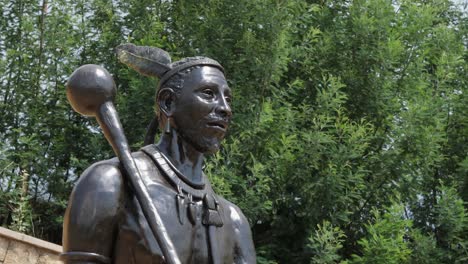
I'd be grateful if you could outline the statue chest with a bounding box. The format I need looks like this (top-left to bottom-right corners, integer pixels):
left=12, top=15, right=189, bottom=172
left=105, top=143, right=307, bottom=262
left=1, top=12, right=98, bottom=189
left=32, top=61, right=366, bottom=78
left=113, top=180, right=235, bottom=264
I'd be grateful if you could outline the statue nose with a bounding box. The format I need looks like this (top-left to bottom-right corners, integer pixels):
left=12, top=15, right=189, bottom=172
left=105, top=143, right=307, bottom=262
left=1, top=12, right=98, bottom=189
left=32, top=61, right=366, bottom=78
left=217, top=98, right=232, bottom=118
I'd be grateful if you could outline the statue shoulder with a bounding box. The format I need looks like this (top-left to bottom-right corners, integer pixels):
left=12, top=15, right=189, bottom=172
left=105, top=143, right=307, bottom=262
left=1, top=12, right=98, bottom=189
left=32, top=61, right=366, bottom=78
left=217, top=196, right=257, bottom=264
left=69, top=150, right=159, bottom=200
left=62, top=151, right=163, bottom=263
left=62, top=158, right=126, bottom=262
left=76, top=158, right=123, bottom=192
left=217, top=197, right=248, bottom=226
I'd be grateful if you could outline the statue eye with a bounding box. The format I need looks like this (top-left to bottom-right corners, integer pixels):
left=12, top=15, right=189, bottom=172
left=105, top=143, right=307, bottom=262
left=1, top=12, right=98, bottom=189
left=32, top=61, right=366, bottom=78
left=202, top=89, right=215, bottom=98
left=225, top=97, right=232, bottom=104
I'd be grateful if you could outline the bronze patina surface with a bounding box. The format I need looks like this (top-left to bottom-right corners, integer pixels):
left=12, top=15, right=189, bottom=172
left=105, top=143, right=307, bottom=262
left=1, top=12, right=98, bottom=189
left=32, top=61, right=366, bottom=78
left=61, top=44, right=256, bottom=264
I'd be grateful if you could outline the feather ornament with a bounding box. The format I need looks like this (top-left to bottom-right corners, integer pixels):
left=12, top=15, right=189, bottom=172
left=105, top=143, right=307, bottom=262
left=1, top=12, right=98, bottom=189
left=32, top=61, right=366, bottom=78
left=116, top=43, right=172, bottom=77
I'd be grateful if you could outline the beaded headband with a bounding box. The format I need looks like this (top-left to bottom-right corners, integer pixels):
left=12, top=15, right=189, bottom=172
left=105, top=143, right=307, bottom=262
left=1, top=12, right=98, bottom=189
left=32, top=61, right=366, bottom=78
left=116, top=43, right=224, bottom=89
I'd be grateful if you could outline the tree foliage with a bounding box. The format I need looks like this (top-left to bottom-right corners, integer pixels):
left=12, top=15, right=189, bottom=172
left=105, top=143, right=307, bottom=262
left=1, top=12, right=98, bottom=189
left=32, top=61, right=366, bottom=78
left=0, top=0, right=467, bottom=263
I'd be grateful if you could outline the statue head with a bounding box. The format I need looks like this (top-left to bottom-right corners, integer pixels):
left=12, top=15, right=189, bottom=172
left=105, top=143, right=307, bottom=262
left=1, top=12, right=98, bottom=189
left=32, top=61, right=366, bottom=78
left=116, top=44, right=232, bottom=153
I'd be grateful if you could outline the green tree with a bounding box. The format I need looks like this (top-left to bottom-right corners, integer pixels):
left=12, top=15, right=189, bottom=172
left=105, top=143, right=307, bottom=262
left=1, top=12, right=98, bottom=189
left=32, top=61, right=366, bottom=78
left=0, top=0, right=466, bottom=263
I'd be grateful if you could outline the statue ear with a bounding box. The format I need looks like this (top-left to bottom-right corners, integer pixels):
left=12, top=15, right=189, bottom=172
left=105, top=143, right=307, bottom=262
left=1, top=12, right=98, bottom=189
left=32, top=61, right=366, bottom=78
left=158, top=88, right=176, bottom=117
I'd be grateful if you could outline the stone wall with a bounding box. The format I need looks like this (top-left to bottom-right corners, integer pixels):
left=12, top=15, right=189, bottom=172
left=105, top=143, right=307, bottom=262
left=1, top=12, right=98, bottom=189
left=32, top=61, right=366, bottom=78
left=0, top=227, right=62, bottom=264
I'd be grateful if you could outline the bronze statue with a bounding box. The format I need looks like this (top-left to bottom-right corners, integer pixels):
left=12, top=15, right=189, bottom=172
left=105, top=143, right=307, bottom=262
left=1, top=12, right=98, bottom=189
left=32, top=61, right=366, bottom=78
left=60, top=44, right=256, bottom=264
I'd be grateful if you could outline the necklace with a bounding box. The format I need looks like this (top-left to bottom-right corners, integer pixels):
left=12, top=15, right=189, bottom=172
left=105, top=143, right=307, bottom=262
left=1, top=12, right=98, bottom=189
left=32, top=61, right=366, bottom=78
left=156, top=146, right=206, bottom=189
left=141, top=144, right=223, bottom=227
left=141, top=144, right=207, bottom=199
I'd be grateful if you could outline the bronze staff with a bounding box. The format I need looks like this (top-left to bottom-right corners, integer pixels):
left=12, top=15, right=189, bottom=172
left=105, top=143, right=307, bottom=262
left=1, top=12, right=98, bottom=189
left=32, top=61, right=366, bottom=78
left=66, top=64, right=181, bottom=264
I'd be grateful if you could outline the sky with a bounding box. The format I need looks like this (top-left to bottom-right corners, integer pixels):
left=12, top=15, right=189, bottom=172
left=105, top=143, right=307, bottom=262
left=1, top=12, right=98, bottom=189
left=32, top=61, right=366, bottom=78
left=453, top=0, right=467, bottom=12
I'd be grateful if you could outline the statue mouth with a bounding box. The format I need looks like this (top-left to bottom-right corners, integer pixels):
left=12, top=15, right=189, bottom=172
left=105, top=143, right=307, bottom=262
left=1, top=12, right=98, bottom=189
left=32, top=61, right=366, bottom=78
left=206, top=120, right=228, bottom=132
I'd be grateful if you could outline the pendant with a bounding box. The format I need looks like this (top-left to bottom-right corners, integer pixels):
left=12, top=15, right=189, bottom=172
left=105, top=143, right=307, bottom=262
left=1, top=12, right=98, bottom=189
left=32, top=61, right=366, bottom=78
left=202, top=194, right=223, bottom=227
left=187, top=194, right=197, bottom=225
left=176, top=193, right=185, bottom=225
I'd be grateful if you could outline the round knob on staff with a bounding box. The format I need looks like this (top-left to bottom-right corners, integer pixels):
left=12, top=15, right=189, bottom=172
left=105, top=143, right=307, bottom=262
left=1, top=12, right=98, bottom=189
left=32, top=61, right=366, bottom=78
left=66, top=64, right=116, bottom=117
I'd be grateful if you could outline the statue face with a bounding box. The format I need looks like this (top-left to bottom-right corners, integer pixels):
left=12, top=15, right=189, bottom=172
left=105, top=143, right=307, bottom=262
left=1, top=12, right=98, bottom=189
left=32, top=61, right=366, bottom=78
left=172, top=66, right=232, bottom=154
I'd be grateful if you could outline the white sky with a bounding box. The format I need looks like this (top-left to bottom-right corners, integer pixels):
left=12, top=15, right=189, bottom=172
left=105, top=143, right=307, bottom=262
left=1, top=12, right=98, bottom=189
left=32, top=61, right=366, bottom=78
left=453, top=0, right=468, bottom=11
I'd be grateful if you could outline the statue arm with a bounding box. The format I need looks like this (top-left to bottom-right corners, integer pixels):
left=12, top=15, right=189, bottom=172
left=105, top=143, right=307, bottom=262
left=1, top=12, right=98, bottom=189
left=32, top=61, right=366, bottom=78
left=231, top=205, right=257, bottom=264
left=61, top=160, right=125, bottom=264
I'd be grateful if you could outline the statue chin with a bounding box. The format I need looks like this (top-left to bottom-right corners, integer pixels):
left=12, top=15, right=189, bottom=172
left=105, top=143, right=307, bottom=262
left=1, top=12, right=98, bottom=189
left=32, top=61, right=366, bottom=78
left=192, top=138, right=223, bottom=155
left=202, top=142, right=222, bottom=155
left=180, top=132, right=223, bottom=155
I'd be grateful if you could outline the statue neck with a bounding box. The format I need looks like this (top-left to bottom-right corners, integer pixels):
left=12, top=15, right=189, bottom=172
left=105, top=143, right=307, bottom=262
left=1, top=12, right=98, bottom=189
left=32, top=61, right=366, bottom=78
left=156, top=131, right=204, bottom=185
